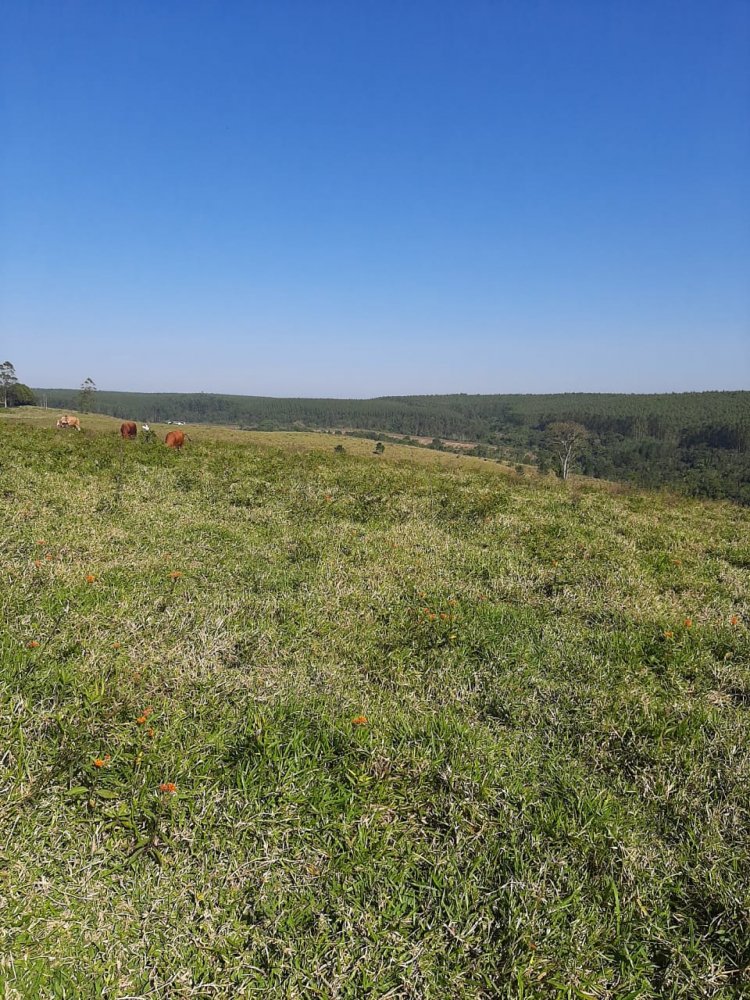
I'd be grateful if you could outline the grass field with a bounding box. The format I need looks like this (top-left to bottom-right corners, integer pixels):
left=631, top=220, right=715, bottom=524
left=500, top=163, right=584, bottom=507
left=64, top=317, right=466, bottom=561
left=1, top=409, right=749, bottom=998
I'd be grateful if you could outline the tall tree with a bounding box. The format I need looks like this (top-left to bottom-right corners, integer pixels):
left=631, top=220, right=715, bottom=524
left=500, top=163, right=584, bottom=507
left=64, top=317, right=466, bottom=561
left=0, top=361, right=18, bottom=408
left=546, top=421, right=588, bottom=480
left=78, top=377, right=97, bottom=413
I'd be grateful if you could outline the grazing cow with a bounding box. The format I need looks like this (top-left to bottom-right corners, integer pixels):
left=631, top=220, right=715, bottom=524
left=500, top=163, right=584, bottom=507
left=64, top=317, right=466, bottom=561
left=165, top=429, right=186, bottom=449
left=56, top=415, right=81, bottom=431
left=120, top=421, right=137, bottom=439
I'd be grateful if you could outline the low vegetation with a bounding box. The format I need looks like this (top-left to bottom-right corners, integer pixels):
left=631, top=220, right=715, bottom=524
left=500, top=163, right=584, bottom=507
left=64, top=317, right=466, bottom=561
left=1, top=409, right=749, bottom=998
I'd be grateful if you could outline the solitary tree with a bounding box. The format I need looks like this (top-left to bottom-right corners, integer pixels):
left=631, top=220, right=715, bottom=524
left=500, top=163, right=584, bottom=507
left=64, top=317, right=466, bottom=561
left=78, top=377, right=97, bottom=413
left=374, top=441, right=385, bottom=454
left=545, top=421, right=588, bottom=480
left=0, top=361, right=18, bottom=408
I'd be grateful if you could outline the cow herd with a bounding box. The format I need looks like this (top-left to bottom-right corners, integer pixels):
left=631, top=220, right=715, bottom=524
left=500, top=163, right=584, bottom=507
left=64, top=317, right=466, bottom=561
left=55, top=416, right=187, bottom=449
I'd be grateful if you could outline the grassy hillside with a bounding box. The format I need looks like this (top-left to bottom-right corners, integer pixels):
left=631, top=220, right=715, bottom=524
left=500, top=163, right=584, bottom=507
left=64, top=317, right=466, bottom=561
left=34, top=388, right=750, bottom=504
left=1, top=410, right=749, bottom=998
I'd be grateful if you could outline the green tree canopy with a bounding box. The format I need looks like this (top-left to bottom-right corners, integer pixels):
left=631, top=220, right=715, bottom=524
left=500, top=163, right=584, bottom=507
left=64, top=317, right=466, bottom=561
left=0, top=361, right=18, bottom=408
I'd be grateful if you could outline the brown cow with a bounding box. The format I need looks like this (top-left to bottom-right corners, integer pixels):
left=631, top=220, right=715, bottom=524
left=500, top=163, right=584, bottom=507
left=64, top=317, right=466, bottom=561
left=56, top=415, right=81, bottom=431
left=120, top=421, right=137, bottom=439
left=165, top=429, right=186, bottom=449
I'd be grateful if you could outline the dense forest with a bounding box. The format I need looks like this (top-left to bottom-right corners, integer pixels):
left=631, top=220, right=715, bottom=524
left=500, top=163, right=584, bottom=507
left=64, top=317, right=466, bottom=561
left=36, top=388, right=750, bottom=503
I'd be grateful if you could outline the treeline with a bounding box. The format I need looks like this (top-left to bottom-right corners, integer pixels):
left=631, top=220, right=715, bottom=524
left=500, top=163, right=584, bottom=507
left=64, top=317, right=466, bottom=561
left=36, top=388, right=750, bottom=503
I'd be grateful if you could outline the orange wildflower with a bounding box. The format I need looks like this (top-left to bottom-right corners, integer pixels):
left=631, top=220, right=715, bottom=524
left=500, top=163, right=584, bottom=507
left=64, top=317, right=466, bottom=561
left=684, top=618, right=693, bottom=629
left=169, top=570, right=182, bottom=580
left=34, top=559, right=42, bottom=568
left=86, top=574, right=96, bottom=584
left=672, top=559, right=682, bottom=566
left=351, top=715, right=368, bottom=726
left=136, top=715, right=147, bottom=725
left=27, top=640, right=40, bottom=649
left=112, top=641, right=121, bottom=649
left=159, top=782, right=177, bottom=794
left=730, top=615, right=739, bottom=626
left=147, top=728, right=155, bottom=738
left=440, top=613, right=450, bottom=620
left=36, top=539, right=46, bottom=546
left=45, top=553, right=53, bottom=561
left=92, top=758, right=105, bottom=768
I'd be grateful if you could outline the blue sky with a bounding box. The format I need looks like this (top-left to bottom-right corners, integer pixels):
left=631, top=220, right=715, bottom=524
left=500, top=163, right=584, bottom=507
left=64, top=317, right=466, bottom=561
left=2, top=0, right=748, bottom=395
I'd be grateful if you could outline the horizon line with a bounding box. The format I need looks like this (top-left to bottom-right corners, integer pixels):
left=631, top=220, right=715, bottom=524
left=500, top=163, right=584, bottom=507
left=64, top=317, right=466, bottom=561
left=30, top=386, right=750, bottom=400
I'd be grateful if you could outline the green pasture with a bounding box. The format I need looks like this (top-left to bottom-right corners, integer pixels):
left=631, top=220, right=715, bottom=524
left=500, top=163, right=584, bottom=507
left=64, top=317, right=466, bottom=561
left=0, top=412, right=748, bottom=998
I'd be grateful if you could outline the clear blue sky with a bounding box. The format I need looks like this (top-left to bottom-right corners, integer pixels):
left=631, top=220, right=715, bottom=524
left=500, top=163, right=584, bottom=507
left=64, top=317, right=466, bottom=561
left=2, top=0, right=748, bottom=396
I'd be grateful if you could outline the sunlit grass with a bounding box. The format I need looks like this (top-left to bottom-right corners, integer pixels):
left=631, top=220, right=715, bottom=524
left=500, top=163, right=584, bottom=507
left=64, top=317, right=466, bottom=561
left=1, top=411, right=748, bottom=998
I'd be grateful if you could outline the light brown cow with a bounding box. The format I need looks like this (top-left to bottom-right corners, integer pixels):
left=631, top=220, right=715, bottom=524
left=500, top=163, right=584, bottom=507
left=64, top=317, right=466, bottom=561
left=120, top=421, right=137, bottom=439
left=56, top=415, right=81, bottom=431
left=165, top=429, right=185, bottom=449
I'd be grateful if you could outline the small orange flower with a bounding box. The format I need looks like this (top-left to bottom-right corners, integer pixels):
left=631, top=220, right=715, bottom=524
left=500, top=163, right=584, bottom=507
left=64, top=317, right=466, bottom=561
left=169, top=570, right=182, bottom=580
left=36, top=539, right=46, bottom=546
left=684, top=618, right=693, bottom=629
left=159, top=782, right=177, bottom=794
left=27, top=640, right=40, bottom=649
left=440, top=613, right=450, bottom=620
left=428, top=613, right=437, bottom=621
left=34, top=559, right=42, bottom=568
left=730, top=615, right=739, bottom=626
left=86, top=574, right=96, bottom=584
left=136, top=715, right=147, bottom=725
left=147, top=728, right=155, bottom=737
left=351, top=715, right=368, bottom=726
left=112, top=641, right=121, bottom=649
left=672, top=559, right=682, bottom=566
left=45, top=553, right=53, bottom=561
left=92, top=758, right=105, bottom=768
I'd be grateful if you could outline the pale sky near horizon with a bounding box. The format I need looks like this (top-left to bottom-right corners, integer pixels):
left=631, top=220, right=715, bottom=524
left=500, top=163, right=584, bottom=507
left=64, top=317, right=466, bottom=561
left=2, top=1, right=749, bottom=397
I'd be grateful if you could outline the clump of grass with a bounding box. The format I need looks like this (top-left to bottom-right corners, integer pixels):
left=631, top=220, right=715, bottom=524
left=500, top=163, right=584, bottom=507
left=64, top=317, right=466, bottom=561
left=0, top=412, right=749, bottom=997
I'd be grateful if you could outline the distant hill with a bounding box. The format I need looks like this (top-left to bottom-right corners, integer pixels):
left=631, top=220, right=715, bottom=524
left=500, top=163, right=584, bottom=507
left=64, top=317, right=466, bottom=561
left=36, top=388, right=750, bottom=503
